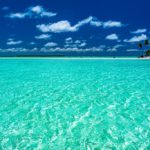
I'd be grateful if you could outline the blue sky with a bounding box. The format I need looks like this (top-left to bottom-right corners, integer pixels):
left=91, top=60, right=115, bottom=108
left=0, top=0, right=150, bottom=56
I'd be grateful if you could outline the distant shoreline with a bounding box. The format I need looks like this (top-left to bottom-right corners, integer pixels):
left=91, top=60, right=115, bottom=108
left=1, top=56, right=150, bottom=60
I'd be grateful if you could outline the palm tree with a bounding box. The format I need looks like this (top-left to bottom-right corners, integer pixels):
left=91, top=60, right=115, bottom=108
left=143, top=39, right=149, bottom=56
left=138, top=42, right=143, bottom=57
left=145, top=50, right=150, bottom=56
left=144, top=39, right=149, bottom=46
left=138, top=39, right=150, bottom=57
left=138, top=42, right=143, bottom=49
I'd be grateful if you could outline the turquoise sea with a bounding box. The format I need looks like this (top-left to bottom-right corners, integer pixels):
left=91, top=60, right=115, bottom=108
left=0, top=58, right=150, bottom=149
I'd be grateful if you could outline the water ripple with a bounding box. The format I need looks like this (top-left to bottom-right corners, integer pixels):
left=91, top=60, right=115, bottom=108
left=0, top=59, right=150, bottom=149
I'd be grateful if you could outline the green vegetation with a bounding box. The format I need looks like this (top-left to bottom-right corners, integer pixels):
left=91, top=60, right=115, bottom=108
left=145, top=50, right=150, bottom=56
left=138, top=39, right=150, bottom=57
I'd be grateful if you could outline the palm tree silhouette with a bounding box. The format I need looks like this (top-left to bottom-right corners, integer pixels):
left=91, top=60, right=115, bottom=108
left=138, top=39, right=149, bottom=57
left=144, top=39, right=149, bottom=46
left=138, top=43, right=142, bottom=49
left=138, top=42, right=143, bottom=57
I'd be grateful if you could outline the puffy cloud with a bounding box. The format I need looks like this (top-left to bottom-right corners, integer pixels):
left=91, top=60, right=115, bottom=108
left=37, top=21, right=75, bottom=33
left=29, top=5, right=43, bottom=14
left=79, top=42, right=87, bottom=47
left=124, top=34, right=147, bottom=42
left=74, top=40, right=81, bottom=44
left=65, top=37, right=73, bottom=44
left=35, top=34, right=51, bottom=39
left=65, top=37, right=73, bottom=41
left=37, top=16, right=123, bottom=33
left=28, top=6, right=56, bottom=17
left=37, top=20, right=88, bottom=33
left=7, top=5, right=57, bottom=19
left=106, top=34, right=119, bottom=40
left=6, top=39, right=23, bottom=45
left=8, top=13, right=27, bottom=19
left=131, top=29, right=147, bottom=34
left=45, top=42, right=58, bottom=47
left=103, top=21, right=123, bottom=28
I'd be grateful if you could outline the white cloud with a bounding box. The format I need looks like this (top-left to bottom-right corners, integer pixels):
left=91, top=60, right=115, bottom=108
left=131, top=29, right=147, bottom=34
left=90, top=20, right=102, bottom=27
left=0, top=45, right=106, bottom=53
left=29, top=6, right=43, bottom=14
left=36, top=16, right=101, bottom=33
left=65, top=37, right=72, bottom=41
left=37, top=16, right=123, bottom=33
left=45, top=42, right=58, bottom=47
left=29, top=6, right=56, bottom=17
left=103, top=21, right=123, bottom=28
left=7, top=5, right=57, bottom=19
left=107, top=44, right=123, bottom=52
left=8, top=13, right=27, bottom=19
left=40, top=46, right=104, bottom=52
left=106, top=34, right=119, bottom=40
left=124, top=34, right=147, bottom=43
left=65, top=37, right=73, bottom=44
left=37, top=21, right=75, bottom=33
left=126, top=49, right=139, bottom=52
left=64, top=38, right=86, bottom=48
left=0, top=48, right=25, bottom=52
left=114, top=44, right=123, bottom=49
left=35, top=34, right=51, bottom=39
left=74, top=40, right=81, bottom=44
left=0, top=47, right=37, bottom=52
left=6, top=39, right=23, bottom=45
left=79, top=42, right=87, bottom=47
left=73, top=16, right=102, bottom=29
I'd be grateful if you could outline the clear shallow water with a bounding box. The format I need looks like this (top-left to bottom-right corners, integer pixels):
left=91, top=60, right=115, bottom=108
left=0, top=58, right=150, bottom=150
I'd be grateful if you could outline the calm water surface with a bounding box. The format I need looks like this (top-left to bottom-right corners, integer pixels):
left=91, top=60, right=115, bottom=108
left=0, top=58, right=150, bottom=149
